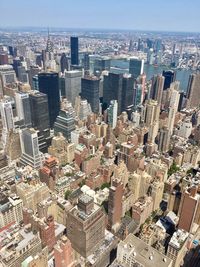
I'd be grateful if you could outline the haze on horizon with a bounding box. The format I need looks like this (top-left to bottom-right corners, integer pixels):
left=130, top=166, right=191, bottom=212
left=1, top=0, right=200, bottom=33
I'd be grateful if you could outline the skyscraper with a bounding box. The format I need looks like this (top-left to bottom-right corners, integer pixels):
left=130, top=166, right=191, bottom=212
left=107, top=100, right=118, bottom=129
left=54, top=236, right=75, bottom=267
left=94, top=58, right=111, bottom=75
left=15, top=92, right=32, bottom=127
left=150, top=74, right=165, bottom=104
left=65, top=70, right=82, bottom=106
left=54, top=110, right=75, bottom=140
left=0, top=97, right=15, bottom=132
left=121, top=74, right=134, bottom=111
left=17, top=65, right=29, bottom=83
left=20, top=128, right=43, bottom=169
left=81, top=76, right=100, bottom=113
left=158, top=127, right=170, bottom=153
left=178, top=186, right=199, bottom=232
left=60, top=53, right=69, bottom=73
left=129, top=58, right=144, bottom=78
left=46, top=32, right=54, bottom=53
left=144, top=99, right=160, bottom=127
left=162, top=70, right=176, bottom=90
left=67, top=194, right=105, bottom=257
left=0, top=65, right=16, bottom=87
left=186, top=73, right=200, bottom=108
left=70, top=36, right=79, bottom=66
left=108, top=179, right=123, bottom=232
left=83, top=52, right=90, bottom=75
left=38, top=72, right=60, bottom=128
left=29, top=91, right=50, bottom=131
left=103, top=72, right=123, bottom=114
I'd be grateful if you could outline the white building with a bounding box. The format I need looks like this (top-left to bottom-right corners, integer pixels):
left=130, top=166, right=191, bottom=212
left=107, top=100, right=118, bottom=129
left=15, top=92, right=32, bottom=126
left=0, top=195, right=23, bottom=228
left=20, top=128, right=44, bottom=169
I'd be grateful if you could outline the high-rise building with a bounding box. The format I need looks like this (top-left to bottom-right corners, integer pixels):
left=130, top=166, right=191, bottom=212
left=67, top=194, right=105, bottom=257
left=15, top=92, right=32, bottom=127
left=48, top=133, right=75, bottom=165
left=150, top=74, right=165, bottom=104
left=158, top=127, right=170, bottom=153
left=54, top=236, right=75, bottom=267
left=108, top=179, right=123, bottom=232
left=83, top=52, right=90, bottom=75
left=0, top=97, right=15, bottom=132
left=8, top=46, right=16, bottom=56
left=0, top=54, right=8, bottom=65
left=162, top=70, right=176, bottom=90
left=178, top=186, right=199, bottom=232
left=59, top=75, right=66, bottom=97
left=70, top=36, right=79, bottom=66
left=81, top=76, right=100, bottom=113
left=17, top=65, right=29, bottom=83
left=65, top=70, right=82, bottom=106
left=60, top=53, right=69, bottom=73
left=28, top=66, right=40, bottom=89
left=0, top=65, right=16, bottom=87
left=94, top=57, right=111, bottom=74
left=104, top=73, right=135, bottom=114
left=13, top=58, right=21, bottom=77
left=32, top=75, right=39, bottom=90
left=144, top=99, right=160, bottom=127
left=29, top=91, right=50, bottom=131
left=38, top=72, right=60, bottom=128
left=54, top=110, right=75, bottom=140
left=74, top=96, right=92, bottom=121
left=168, top=87, right=180, bottom=135
left=121, top=74, right=134, bottom=112
left=107, top=100, right=118, bottom=129
left=103, top=72, right=123, bottom=114
left=129, top=58, right=144, bottom=78
left=186, top=73, right=200, bottom=108
left=0, top=194, right=23, bottom=228
left=20, top=128, right=43, bottom=169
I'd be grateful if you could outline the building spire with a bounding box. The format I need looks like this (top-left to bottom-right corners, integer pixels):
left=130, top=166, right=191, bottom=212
left=46, top=27, right=53, bottom=53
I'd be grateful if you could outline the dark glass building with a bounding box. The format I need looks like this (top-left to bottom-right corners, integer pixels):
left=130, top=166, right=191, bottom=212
left=94, top=58, right=110, bottom=75
left=29, top=91, right=50, bottom=131
left=103, top=72, right=123, bottom=114
left=70, top=36, right=79, bottom=66
left=129, top=58, right=144, bottom=78
left=162, top=70, right=176, bottom=90
left=121, top=75, right=134, bottom=112
left=12, top=59, right=21, bottom=77
left=60, top=53, right=69, bottom=73
left=38, top=72, right=60, bottom=128
left=83, top=53, right=90, bottom=75
left=81, top=76, right=100, bottom=113
left=54, top=110, right=75, bottom=140
left=103, top=73, right=135, bottom=114
left=29, top=91, right=51, bottom=153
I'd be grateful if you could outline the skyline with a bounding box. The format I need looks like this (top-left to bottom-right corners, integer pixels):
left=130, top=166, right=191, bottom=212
left=1, top=0, right=200, bottom=33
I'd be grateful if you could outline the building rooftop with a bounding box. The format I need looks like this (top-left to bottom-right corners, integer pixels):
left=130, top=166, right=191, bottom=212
left=169, top=229, right=189, bottom=250
left=0, top=224, right=41, bottom=265
left=115, top=234, right=172, bottom=267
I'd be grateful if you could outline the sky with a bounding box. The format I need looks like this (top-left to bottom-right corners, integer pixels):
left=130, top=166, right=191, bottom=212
left=1, top=0, right=200, bottom=32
